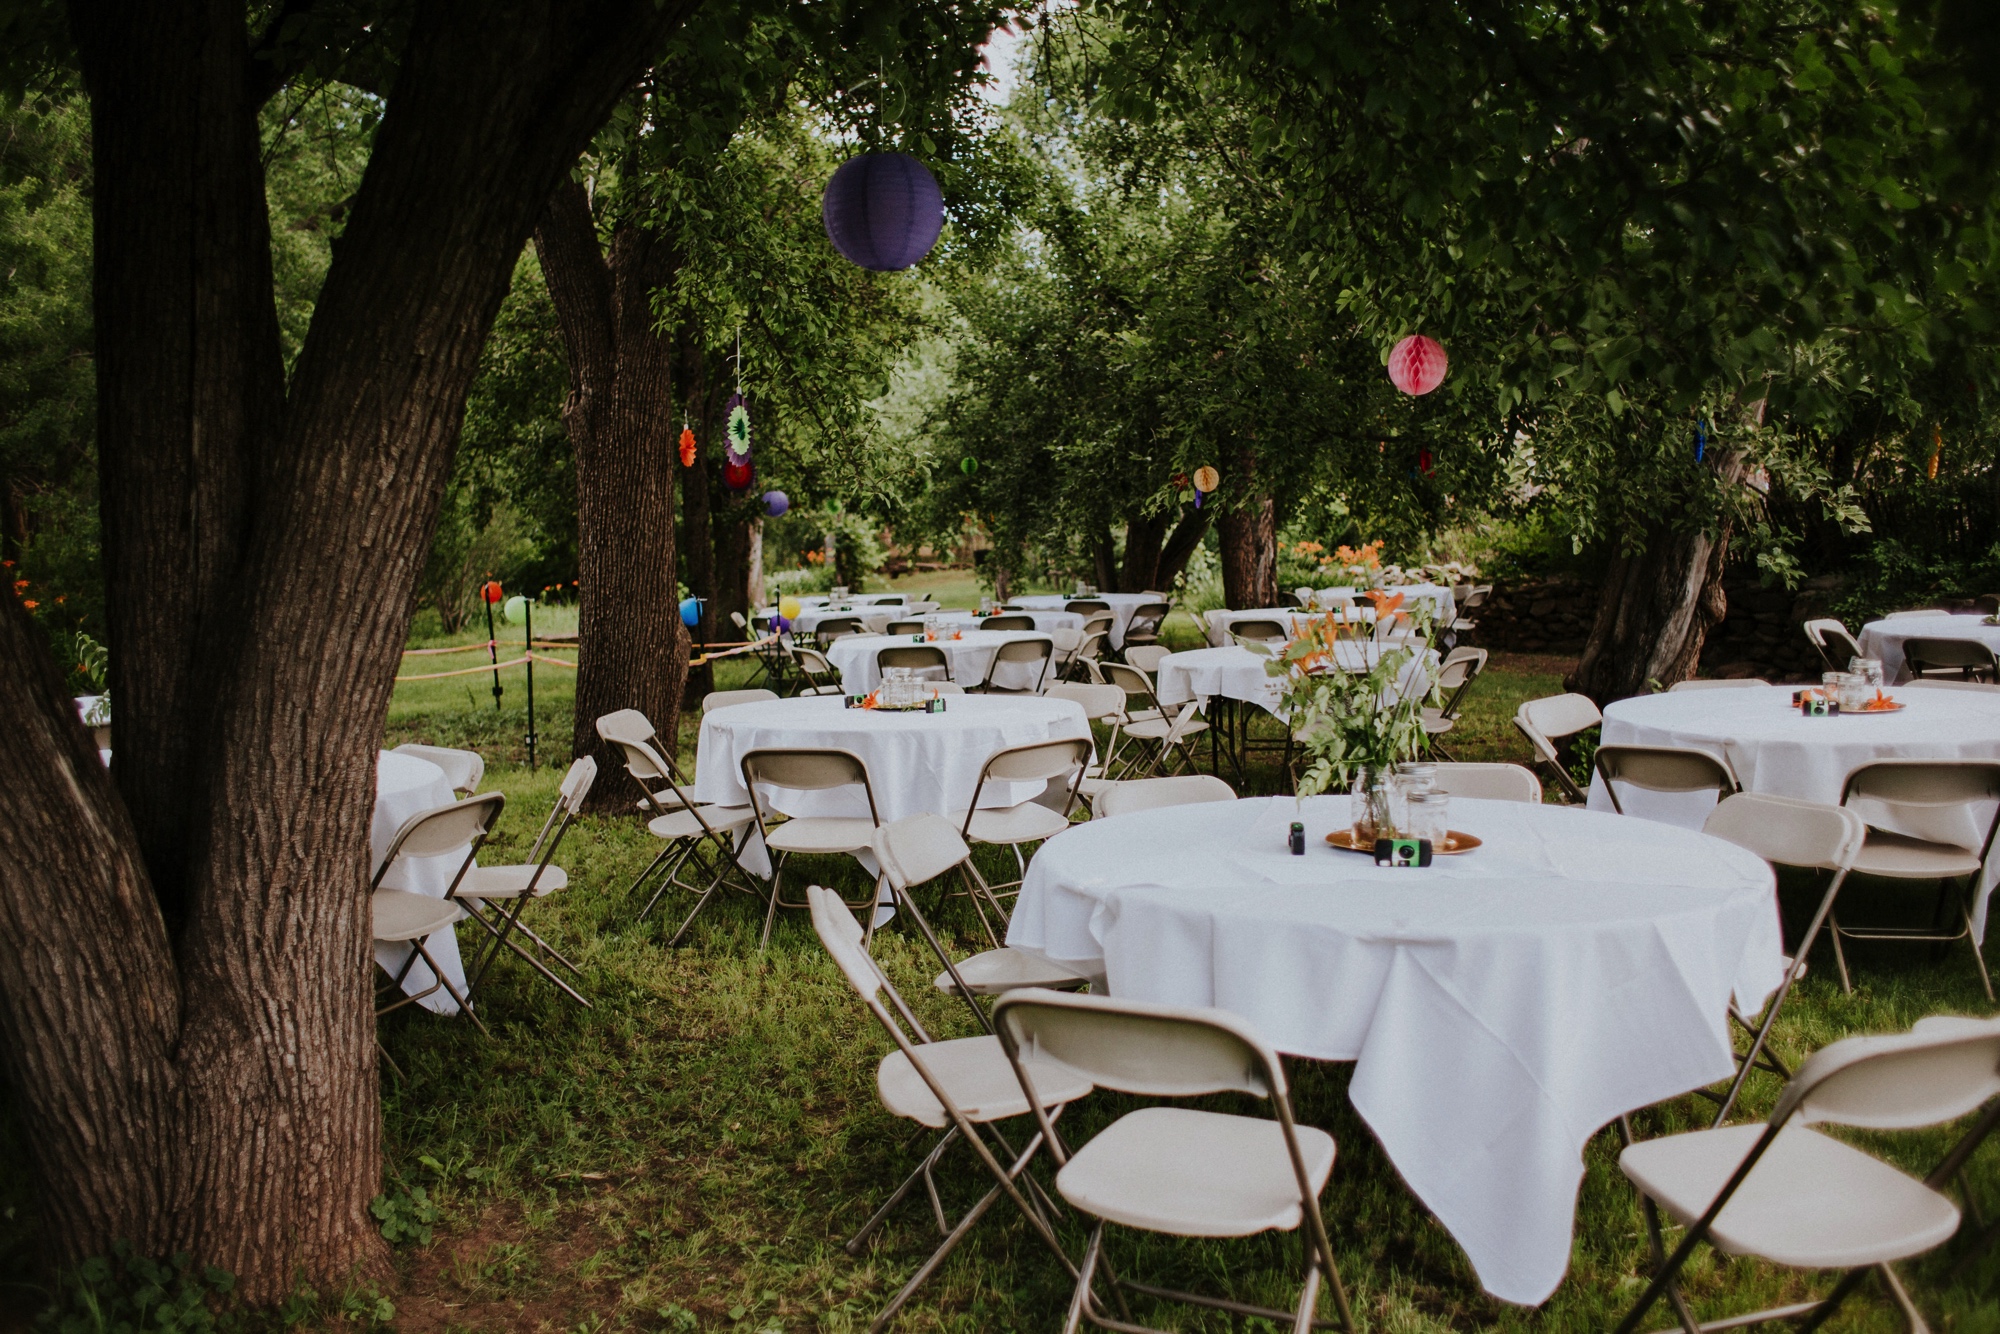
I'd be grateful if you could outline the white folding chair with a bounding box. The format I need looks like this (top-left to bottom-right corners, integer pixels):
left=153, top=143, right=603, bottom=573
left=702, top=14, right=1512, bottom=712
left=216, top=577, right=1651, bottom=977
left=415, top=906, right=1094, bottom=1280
left=1699, top=793, right=1866, bottom=1122
left=1903, top=678, right=2000, bottom=694
left=808, top=887, right=1090, bottom=1333
left=961, top=737, right=1092, bottom=896
left=1613, top=1017, right=2000, bottom=1334
left=975, top=636, right=1055, bottom=695
left=390, top=742, right=484, bottom=795
left=790, top=643, right=847, bottom=696
left=1421, top=646, right=1488, bottom=759
left=596, top=707, right=698, bottom=813
left=1513, top=692, right=1602, bottom=802
left=814, top=615, right=866, bottom=649
left=1122, top=600, right=1171, bottom=648
left=1121, top=643, right=1170, bottom=674
left=450, top=758, right=596, bottom=1010
left=994, top=989, right=1357, bottom=1334
left=1836, top=760, right=2000, bottom=1000
left=886, top=618, right=929, bottom=635
left=871, top=815, right=1089, bottom=1022
left=742, top=748, right=884, bottom=950
left=1668, top=677, right=1770, bottom=691
left=702, top=687, right=778, bottom=712
left=371, top=791, right=506, bottom=1039
left=877, top=642, right=952, bottom=684
left=597, top=714, right=760, bottom=945
left=1049, top=682, right=1128, bottom=810
left=1593, top=744, right=1740, bottom=820
left=982, top=613, right=1037, bottom=631
left=1228, top=619, right=1291, bottom=650
left=1092, top=774, right=1237, bottom=819
left=1429, top=761, right=1541, bottom=803
left=1903, top=637, right=2000, bottom=682
left=1804, top=618, right=1864, bottom=675
left=1100, top=661, right=1208, bottom=778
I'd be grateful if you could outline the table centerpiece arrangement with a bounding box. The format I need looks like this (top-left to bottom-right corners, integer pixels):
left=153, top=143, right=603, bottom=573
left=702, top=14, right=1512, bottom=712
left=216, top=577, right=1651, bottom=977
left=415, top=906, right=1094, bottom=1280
left=1262, top=597, right=1440, bottom=841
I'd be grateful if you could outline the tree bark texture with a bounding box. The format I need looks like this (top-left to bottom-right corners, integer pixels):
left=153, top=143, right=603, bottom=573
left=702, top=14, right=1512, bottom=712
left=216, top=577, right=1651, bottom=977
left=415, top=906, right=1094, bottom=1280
left=676, top=333, right=718, bottom=644
left=1119, top=512, right=1164, bottom=594
left=0, top=0, right=693, bottom=1297
left=1568, top=456, right=1748, bottom=703
left=1153, top=505, right=1212, bottom=594
left=1216, top=451, right=1277, bottom=610
left=535, top=179, right=689, bottom=810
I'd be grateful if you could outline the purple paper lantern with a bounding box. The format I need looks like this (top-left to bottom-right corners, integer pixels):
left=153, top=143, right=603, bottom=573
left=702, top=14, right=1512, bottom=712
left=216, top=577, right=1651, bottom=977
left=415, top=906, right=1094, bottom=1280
left=822, top=153, right=945, bottom=272
left=763, top=490, right=790, bottom=518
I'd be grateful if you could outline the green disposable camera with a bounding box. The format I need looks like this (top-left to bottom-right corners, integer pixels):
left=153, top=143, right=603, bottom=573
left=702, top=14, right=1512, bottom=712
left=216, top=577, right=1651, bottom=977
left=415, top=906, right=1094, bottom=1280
left=1373, top=837, right=1433, bottom=868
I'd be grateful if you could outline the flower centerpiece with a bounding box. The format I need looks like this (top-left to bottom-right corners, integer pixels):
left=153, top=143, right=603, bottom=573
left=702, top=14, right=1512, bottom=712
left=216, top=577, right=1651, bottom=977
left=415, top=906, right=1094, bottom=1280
left=1262, top=597, right=1439, bottom=840
left=1331, top=539, right=1387, bottom=589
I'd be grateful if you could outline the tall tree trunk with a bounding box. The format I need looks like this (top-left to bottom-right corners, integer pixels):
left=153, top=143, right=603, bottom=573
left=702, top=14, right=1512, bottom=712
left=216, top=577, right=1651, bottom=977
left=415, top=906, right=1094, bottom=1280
left=1216, top=450, right=1277, bottom=609
left=1568, top=457, right=1747, bottom=703
left=535, top=180, right=690, bottom=809
left=0, top=0, right=690, bottom=1296
left=1090, top=527, right=1117, bottom=596
left=711, top=503, right=754, bottom=633
left=1154, top=505, right=1212, bottom=595
left=1119, top=512, right=1164, bottom=594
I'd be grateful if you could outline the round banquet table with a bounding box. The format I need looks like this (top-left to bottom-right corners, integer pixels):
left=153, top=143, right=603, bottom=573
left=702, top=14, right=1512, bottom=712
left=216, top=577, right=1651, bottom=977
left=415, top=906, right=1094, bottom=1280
left=371, top=749, right=473, bottom=1015
left=825, top=629, right=1055, bottom=695
left=1204, top=607, right=1363, bottom=646
left=1155, top=643, right=1436, bottom=716
left=693, top=693, right=1092, bottom=823
left=1007, top=794, right=1782, bottom=1306
left=1011, top=592, right=1158, bottom=648
left=1857, top=611, right=2000, bottom=683
left=1314, top=582, right=1457, bottom=625
left=1589, top=683, right=2000, bottom=937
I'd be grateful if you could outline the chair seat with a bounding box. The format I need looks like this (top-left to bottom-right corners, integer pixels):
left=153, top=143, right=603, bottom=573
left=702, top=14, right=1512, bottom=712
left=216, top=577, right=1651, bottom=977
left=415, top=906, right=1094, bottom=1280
left=1123, top=715, right=1209, bottom=741
left=1620, top=1123, right=1960, bottom=1269
left=964, top=801, right=1072, bottom=845
left=1056, top=1106, right=1335, bottom=1238
left=877, top=1034, right=1092, bottom=1128
left=1850, top=829, right=1983, bottom=880
left=1421, top=711, right=1455, bottom=735
left=933, top=947, right=1090, bottom=996
left=372, top=889, right=465, bottom=943
left=637, top=788, right=695, bottom=812
left=457, top=863, right=569, bottom=899
left=766, top=815, right=878, bottom=855
left=647, top=806, right=754, bottom=840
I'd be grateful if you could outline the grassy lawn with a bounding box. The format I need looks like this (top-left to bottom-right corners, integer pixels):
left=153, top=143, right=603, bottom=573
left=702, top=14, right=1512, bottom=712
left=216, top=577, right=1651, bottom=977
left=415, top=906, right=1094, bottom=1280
left=3, top=603, right=1996, bottom=1331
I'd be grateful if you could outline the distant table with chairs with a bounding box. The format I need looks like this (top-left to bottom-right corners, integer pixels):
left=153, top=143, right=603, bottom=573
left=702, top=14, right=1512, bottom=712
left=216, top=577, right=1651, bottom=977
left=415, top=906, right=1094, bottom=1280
left=692, top=694, right=1091, bottom=825
left=1011, top=592, right=1159, bottom=647
left=1858, top=610, right=2000, bottom=683
left=824, top=629, right=1055, bottom=695
left=928, top=608, right=1084, bottom=634
left=1591, top=683, right=2000, bottom=938
left=372, top=749, right=474, bottom=1014
left=1203, top=607, right=1335, bottom=646
left=1006, top=793, right=1783, bottom=1306
left=1310, top=582, right=1457, bottom=625
left=788, top=603, right=938, bottom=636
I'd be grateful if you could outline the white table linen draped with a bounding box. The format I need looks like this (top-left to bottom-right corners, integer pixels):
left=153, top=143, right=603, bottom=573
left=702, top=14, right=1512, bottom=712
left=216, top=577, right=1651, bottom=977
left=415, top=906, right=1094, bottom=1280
left=1858, top=612, right=2000, bottom=683
left=371, top=749, right=472, bottom=1015
left=1589, top=684, right=2000, bottom=937
left=1203, top=608, right=1335, bottom=646
left=1011, top=592, right=1159, bottom=648
left=1155, top=644, right=1436, bottom=717
left=1313, top=583, right=1457, bottom=625
left=826, top=629, right=1055, bottom=694
left=790, top=604, right=938, bottom=635
left=1007, top=794, right=1782, bottom=1306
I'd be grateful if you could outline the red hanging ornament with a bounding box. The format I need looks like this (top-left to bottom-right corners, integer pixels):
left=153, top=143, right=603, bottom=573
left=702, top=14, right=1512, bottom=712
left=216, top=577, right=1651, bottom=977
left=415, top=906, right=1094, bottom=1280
left=1388, top=335, right=1449, bottom=395
left=1417, top=448, right=1435, bottom=477
left=678, top=426, right=697, bottom=468
left=723, top=455, right=754, bottom=491
left=480, top=580, right=504, bottom=604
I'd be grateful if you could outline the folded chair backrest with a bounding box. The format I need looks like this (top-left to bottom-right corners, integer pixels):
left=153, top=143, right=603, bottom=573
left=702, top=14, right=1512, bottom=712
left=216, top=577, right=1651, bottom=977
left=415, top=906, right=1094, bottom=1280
left=982, top=736, right=1091, bottom=785
left=1703, top=793, right=1864, bottom=871
left=983, top=614, right=1035, bottom=630
left=1294, top=586, right=1316, bottom=606
left=374, top=792, right=505, bottom=882
left=1803, top=618, right=1862, bottom=668
left=1434, top=653, right=1478, bottom=693
left=1230, top=619, right=1290, bottom=645
left=1774, top=1020, right=2000, bottom=1129
left=878, top=644, right=949, bottom=673
left=606, top=732, right=676, bottom=789
left=743, top=746, right=873, bottom=794
left=1067, top=599, right=1110, bottom=614
left=558, top=755, right=598, bottom=809
left=1518, top=693, right=1602, bottom=760
left=996, top=989, right=1277, bottom=1099
left=1122, top=644, right=1169, bottom=673
left=986, top=637, right=1053, bottom=691
left=1079, top=613, right=1116, bottom=637
left=1046, top=682, right=1125, bottom=720
left=1903, top=637, right=1999, bottom=674
left=873, top=813, right=973, bottom=891
left=1595, top=744, right=1738, bottom=795
left=1843, top=758, right=2000, bottom=810
left=809, top=883, right=882, bottom=1000
left=1099, top=660, right=1157, bottom=708
left=1048, top=627, right=1083, bottom=654
left=1095, top=774, right=1236, bottom=817
left=595, top=707, right=657, bottom=748
left=1429, top=762, right=1540, bottom=803
left=886, top=618, right=927, bottom=634
left=875, top=595, right=905, bottom=604
left=704, top=688, right=778, bottom=712
left=1076, top=630, right=1110, bottom=661
left=1127, top=602, right=1170, bottom=634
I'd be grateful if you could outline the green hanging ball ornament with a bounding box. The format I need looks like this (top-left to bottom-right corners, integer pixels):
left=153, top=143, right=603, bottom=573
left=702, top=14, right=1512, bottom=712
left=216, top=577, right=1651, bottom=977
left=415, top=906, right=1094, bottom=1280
left=503, top=595, right=529, bottom=624
left=961, top=457, right=978, bottom=476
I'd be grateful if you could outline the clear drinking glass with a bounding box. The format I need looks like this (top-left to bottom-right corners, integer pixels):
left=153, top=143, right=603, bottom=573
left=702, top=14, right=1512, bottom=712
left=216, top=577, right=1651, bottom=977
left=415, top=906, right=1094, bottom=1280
left=1850, top=657, right=1885, bottom=690
left=1837, top=673, right=1870, bottom=713
left=1407, top=791, right=1451, bottom=845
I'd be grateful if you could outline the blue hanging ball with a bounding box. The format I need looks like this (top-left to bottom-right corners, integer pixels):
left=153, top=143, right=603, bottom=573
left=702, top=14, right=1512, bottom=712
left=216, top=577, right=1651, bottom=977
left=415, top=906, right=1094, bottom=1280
left=679, top=597, right=702, bottom=628
left=822, top=152, right=945, bottom=272
left=763, top=489, right=790, bottom=518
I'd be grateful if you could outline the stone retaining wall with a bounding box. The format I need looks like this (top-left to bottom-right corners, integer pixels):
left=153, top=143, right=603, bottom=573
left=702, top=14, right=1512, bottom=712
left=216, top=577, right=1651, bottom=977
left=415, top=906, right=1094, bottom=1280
left=1467, top=572, right=1846, bottom=683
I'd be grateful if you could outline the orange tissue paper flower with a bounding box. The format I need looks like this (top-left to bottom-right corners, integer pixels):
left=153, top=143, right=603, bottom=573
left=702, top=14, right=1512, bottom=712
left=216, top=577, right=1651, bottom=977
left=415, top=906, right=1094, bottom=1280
left=678, top=426, right=698, bottom=467
left=21, top=599, right=38, bottom=610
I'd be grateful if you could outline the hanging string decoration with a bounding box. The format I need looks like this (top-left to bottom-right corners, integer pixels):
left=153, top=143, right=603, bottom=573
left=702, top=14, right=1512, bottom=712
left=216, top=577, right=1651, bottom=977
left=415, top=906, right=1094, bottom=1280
left=763, top=490, right=789, bottom=518
left=678, top=426, right=697, bottom=468
left=1387, top=335, right=1449, bottom=396
left=723, top=391, right=753, bottom=490
left=679, top=597, right=703, bottom=628
left=1929, top=424, right=1942, bottom=480
left=1417, top=448, right=1435, bottom=478
left=822, top=152, right=946, bottom=272
left=1192, top=465, right=1219, bottom=509
left=960, top=456, right=978, bottom=476
left=1694, top=419, right=1708, bottom=463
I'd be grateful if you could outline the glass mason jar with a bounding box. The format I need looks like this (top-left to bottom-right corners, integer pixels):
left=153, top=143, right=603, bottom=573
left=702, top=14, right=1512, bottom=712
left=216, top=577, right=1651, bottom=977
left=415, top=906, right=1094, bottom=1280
left=1350, top=768, right=1398, bottom=844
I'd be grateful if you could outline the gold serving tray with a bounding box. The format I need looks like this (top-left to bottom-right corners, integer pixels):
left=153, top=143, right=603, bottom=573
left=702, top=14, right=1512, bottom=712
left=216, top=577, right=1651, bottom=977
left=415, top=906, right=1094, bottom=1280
left=1325, top=829, right=1482, bottom=855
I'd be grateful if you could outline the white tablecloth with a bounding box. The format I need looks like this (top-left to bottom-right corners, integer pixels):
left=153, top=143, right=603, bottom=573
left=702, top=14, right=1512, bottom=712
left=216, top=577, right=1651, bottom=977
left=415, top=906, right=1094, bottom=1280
left=788, top=592, right=910, bottom=608
left=1008, top=794, right=1782, bottom=1305
left=693, top=694, right=1092, bottom=821
left=1315, top=583, right=1457, bottom=626
left=827, top=629, right=1055, bottom=694
left=371, top=750, right=472, bottom=1015
left=1156, top=644, right=1436, bottom=717
left=1013, top=592, right=1159, bottom=648
left=1858, top=612, right=2000, bottom=683
left=1203, top=608, right=1330, bottom=646
left=941, top=609, right=1084, bottom=634
left=1590, top=684, right=2000, bottom=937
